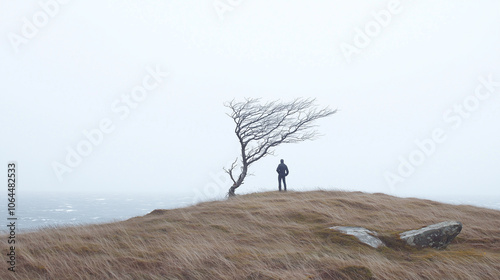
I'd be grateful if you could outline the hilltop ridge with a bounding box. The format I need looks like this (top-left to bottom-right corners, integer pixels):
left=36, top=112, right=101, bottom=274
left=3, top=190, right=500, bottom=279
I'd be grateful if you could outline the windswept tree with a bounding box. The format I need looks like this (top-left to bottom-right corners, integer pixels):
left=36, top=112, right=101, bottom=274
left=224, top=98, right=336, bottom=197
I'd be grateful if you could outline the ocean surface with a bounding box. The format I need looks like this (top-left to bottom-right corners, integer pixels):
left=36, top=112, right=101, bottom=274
left=6, top=192, right=195, bottom=232
left=3, top=192, right=499, bottom=233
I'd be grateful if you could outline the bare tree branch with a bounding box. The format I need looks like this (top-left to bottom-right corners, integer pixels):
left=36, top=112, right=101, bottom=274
left=223, top=158, right=239, bottom=185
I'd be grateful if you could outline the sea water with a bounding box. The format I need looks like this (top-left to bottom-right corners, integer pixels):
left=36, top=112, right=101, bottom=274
left=6, top=192, right=194, bottom=232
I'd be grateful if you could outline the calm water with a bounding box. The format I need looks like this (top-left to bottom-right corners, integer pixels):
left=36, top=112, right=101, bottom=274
left=3, top=192, right=499, bottom=232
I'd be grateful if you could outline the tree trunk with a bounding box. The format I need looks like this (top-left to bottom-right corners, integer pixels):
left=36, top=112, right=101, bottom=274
left=227, top=164, right=248, bottom=197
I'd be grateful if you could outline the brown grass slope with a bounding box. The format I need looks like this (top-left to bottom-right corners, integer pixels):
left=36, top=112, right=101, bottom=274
left=2, top=190, right=500, bottom=280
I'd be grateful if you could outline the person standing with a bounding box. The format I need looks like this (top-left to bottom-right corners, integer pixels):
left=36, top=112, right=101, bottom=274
left=276, top=159, right=289, bottom=191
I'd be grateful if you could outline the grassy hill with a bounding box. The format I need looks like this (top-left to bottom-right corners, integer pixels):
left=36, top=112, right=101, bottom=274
left=3, top=191, right=500, bottom=279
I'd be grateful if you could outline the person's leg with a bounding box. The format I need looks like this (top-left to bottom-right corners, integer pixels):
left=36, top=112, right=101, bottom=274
left=278, top=176, right=282, bottom=191
left=283, top=176, right=287, bottom=191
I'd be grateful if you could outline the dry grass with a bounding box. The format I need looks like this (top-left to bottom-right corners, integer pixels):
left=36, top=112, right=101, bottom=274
left=2, top=190, right=500, bottom=279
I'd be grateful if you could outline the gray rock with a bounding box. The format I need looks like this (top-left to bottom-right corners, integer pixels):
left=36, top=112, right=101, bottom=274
left=399, top=221, right=462, bottom=249
left=330, top=226, right=385, bottom=248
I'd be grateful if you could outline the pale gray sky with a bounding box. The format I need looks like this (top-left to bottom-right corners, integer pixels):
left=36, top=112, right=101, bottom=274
left=1, top=0, right=499, bottom=201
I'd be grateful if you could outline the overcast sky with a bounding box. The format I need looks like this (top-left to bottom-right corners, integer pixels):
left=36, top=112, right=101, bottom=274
left=1, top=0, right=499, bottom=201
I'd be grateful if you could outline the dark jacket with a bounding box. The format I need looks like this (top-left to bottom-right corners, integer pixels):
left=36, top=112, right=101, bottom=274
left=276, top=163, right=289, bottom=177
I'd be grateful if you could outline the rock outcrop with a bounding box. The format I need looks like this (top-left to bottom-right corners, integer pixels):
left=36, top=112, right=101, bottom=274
left=330, top=226, right=385, bottom=248
left=399, top=221, right=462, bottom=249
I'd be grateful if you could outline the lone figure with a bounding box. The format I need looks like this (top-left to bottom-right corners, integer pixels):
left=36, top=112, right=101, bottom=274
left=276, top=159, right=289, bottom=191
